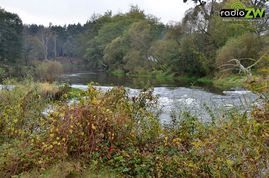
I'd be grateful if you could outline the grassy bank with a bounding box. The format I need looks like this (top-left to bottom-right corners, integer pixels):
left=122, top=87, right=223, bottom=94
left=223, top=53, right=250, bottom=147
left=110, top=69, right=175, bottom=81
left=0, top=79, right=268, bottom=177
left=103, top=69, right=251, bottom=91
left=110, top=70, right=215, bottom=87
left=213, top=75, right=246, bottom=90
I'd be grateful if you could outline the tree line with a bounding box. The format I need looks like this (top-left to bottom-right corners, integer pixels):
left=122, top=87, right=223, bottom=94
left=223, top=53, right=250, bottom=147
left=0, top=1, right=268, bottom=78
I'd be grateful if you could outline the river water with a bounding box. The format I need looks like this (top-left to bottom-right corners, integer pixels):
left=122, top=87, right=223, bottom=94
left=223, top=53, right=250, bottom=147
left=59, top=72, right=258, bottom=123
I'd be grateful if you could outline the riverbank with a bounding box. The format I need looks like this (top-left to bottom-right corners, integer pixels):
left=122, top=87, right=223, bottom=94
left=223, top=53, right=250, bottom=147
left=213, top=75, right=246, bottom=90
left=0, top=80, right=268, bottom=177
left=109, top=69, right=247, bottom=91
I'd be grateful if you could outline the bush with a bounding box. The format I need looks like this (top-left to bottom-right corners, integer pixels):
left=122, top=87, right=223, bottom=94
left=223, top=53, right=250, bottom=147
left=0, top=66, right=5, bottom=80
left=1, top=83, right=269, bottom=177
left=0, top=80, right=71, bottom=176
left=0, top=80, right=68, bottom=140
left=33, top=85, right=160, bottom=166
left=35, top=60, right=63, bottom=82
left=0, top=80, right=47, bottom=139
left=0, top=65, right=34, bottom=81
left=216, top=33, right=262, bottom=71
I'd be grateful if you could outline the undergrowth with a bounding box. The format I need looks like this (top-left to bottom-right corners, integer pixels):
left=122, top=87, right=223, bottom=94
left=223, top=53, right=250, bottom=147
left=0, top=78, right=268, bottom=177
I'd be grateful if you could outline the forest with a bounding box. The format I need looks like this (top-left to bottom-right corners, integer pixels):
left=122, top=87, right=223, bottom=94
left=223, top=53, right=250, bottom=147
left=1, top=2, right=268, bottom=83
left=0, top=0, right=269, bottom=177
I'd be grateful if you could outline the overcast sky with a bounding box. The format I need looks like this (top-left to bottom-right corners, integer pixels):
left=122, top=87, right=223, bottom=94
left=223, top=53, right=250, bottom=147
left=0, top=0, right=194, bottom=26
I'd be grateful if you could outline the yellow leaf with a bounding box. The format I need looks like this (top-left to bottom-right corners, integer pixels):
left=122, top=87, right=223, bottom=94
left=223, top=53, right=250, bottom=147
left=226, top=159, right=234, bottom=166
left=91, top=124, right=96, bottom=130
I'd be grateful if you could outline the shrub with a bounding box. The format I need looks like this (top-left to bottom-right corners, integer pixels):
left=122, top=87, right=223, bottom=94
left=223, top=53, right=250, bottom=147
left=35, top=60, right=63, bottom=82
left=0, top=140, right=43, bottom=177
left=0, top=80, right=68, bottom=140
left=0, top=80, right=47, bottom=139
left=0, top=66, right=5, bottom=81
left=1, top=83, right=269, bottom=177
left=0, top=65, right=34, bottom=81
left=216, top=33, right=262, bottom=71
left=0, top=80, right=71, bottom=176
left=33, top=85, right=160, bottom=166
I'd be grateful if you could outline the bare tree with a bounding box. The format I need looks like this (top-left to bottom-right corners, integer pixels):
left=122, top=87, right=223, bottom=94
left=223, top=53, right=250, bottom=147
left=219, top=55, right=267, bottom=81
left=53, top=33, right=57, bottom=59
left=39, top=27, right=48, bottom=60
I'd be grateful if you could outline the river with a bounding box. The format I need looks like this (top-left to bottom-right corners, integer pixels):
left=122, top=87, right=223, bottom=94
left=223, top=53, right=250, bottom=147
left=60, top=72, right=258, bottom=123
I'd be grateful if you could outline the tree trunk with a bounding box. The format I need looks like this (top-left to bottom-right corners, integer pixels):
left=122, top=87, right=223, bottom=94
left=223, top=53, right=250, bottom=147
left=41, top=32, right=48, bottom=60
left=54, top=35, right=57, bottom=59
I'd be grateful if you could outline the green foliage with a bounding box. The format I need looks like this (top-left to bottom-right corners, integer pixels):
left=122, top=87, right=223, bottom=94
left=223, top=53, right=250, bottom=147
left=81, top=6, right=166, bottom=73
left=67, top=87, right=87, bottom=99
left=0, top=80, right=66, bottom=141
left=1, top=1, right=269, bottom=81
left=177, top=35, right=208, bottom=76
left=0, top=140, right=43, bottom=177
left=196, top=77, right=212, bottom=84
left=210, top=16, right=251, bottom=48
left=20, top=161, right=121, bottom=178
left=0, top=80, right=47, bottom=139
left=152, top=70, right=175, bottom=81
left=213, top=75, right=245, bottom=90
left=0, top=81, right=268, bottom=177
left=0, top=64, right=35, bottom=81
left=149, top=39, right=180, bottom=72
left=110, top=69, right=126, bottom=77
left=32, top=85, right=160, bottom=165
left=216, top=33, right=263, bottom=68
left=34, top=60, right=63, bottom=82
left=22, top=35, right=44, bottom=63
left=0, top=66, right=6, bottom=80
left=104, top=37, right=129, bottom=71
left=0, top=80, right=71, bottom=177
left=0, top=8, right=23, bottom=63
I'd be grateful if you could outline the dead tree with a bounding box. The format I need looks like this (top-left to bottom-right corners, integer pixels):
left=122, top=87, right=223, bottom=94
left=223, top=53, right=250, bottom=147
left=219, top=56, right=266, bottom=81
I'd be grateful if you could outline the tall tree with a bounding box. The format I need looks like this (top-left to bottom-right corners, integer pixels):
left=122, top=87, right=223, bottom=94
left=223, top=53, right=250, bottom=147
left=39, top=26, right=49, bottom=60
left=0, top=8, right=23, bottom=63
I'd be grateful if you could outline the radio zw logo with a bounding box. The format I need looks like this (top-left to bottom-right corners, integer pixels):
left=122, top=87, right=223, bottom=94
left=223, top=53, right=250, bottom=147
left=220, top=1, right=265, bottom=19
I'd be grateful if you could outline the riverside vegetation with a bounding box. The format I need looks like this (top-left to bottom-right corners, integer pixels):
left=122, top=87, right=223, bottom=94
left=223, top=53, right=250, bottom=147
left=0, top=75, right=268, bottom=177
left=1, top=1, right=269, bottom=87
left=0, top=0, right=269, bottom=177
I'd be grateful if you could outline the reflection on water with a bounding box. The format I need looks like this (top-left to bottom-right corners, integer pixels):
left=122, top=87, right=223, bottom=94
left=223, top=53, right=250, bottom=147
left=62, top=72, right=257, bottom=123
left=60, top=72, right=222, bottom=93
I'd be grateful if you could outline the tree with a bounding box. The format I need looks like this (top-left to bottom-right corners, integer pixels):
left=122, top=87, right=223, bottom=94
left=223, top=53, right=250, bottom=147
left=0, top=8, right=23, bottom=63
left=50, top=25, right=68, bottom=57
left=82, top=7, right=150, bottom=70
left=164, top=23, right=183, bottom=45
left=216, top=33, right=263, bottom=72
left=246, top=0, right=269, bottom=35
left=177, top=35, right=208, bottom=76
left=22, top=35, right=43, bottom=64
left=104, top=36, right=129, bottom=71
left=38, top=26, right=49, bottom=60
left=123, top=49, right=144, bottom=73
left=149, top=39, right=180, bottom=72
left=63, top=36, right=80, bottom=57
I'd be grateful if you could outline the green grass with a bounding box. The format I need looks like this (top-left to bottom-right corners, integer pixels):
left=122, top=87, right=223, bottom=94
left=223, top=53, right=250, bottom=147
left=213, top=75, right=245, bottom=90
left=196, top=77, right=213, bottom=85
left=176, top=76, right=213, bottom=85
left=110, top=69, right=125, bottom=77
left=67, top=87, right=86, bottom=99
left=18, top=161, right=121, bottom=178
left=153, top=70, right=175, bottom=81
